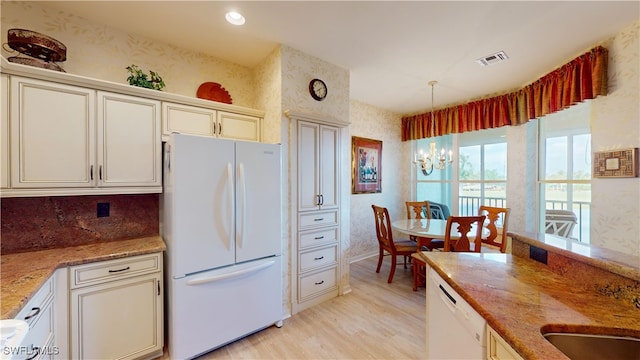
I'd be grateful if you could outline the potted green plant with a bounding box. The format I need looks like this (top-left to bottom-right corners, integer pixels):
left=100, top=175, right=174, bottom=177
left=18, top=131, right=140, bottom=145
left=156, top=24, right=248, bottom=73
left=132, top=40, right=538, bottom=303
left=126, top=64, right=165, bottom=91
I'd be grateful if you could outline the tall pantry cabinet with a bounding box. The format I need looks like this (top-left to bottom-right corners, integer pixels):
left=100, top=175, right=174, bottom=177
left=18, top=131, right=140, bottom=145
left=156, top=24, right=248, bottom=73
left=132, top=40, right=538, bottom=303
left=287, top=111, right=349, bottom=314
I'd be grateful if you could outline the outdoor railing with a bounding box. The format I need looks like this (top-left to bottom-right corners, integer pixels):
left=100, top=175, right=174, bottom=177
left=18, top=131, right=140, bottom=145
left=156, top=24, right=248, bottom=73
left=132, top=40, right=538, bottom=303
left=459, top=196, right=591, bottom=243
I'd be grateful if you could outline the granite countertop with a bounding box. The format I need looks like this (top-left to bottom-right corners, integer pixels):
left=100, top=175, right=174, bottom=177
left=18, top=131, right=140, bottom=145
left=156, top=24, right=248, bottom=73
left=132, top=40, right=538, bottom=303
left=0, top=236, right=166, bottom=319
left=418, top=251, right=640, bottom=360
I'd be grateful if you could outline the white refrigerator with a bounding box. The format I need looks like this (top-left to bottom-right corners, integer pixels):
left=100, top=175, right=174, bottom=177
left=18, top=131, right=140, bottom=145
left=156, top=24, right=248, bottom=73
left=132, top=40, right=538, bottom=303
left=162, top=133, right=283, bottom=360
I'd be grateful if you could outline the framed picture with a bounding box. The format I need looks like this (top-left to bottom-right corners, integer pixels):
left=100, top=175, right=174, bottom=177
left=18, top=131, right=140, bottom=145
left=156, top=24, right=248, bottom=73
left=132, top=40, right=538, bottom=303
left=593, top=148, right=639, bottom=178
left=352, top=136, right=382, bottom=193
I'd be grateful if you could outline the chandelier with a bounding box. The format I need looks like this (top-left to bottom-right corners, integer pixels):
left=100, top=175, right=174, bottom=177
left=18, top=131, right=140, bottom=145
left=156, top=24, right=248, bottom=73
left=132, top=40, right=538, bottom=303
left=414, top=81, right=453, bottom=176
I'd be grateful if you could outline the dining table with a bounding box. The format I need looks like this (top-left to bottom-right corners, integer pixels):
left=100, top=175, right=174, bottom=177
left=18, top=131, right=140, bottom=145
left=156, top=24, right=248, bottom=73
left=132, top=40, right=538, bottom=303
left=391, top=218, right=490, bottom=249
left=393, top=217, right=492, bottom=291
left=391, top=218, right=452, bottom=239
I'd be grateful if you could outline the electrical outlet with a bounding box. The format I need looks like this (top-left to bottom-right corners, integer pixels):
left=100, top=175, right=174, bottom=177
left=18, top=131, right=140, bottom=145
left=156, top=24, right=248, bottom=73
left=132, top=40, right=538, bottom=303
left=529, top=246, right=548, bottom=265
left=97, top=202, right=110, bottom=218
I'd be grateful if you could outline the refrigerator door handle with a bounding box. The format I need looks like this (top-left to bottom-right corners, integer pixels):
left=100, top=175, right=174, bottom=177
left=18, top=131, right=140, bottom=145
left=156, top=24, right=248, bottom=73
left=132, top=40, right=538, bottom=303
left=185, top=260, right=276, bottom=286
left=227, top=163, right=234, bottom=243
left=237, top=162, right=247, bottom=249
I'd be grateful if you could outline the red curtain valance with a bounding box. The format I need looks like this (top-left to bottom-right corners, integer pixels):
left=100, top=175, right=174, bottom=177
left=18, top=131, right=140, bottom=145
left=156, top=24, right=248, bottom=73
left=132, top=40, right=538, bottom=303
left=401, top=46, right=608, bottom=141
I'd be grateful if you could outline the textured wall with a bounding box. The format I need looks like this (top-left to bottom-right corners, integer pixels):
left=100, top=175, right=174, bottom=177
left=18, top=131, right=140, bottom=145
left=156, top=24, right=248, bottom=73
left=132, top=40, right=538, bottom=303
left=348, top=100, right=410, bottom=262
left=591, top=21, right=640, bottom=255
left=1, top=1, right=257, bottom=108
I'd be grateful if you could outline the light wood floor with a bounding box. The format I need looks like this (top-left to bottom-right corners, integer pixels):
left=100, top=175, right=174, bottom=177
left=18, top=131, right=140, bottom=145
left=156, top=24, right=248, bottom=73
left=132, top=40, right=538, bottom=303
left=164, top=255, right=426, bottom=359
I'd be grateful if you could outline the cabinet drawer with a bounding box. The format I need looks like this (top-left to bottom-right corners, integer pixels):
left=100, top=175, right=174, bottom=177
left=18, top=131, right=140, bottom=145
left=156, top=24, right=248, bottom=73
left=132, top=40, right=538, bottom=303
left=19, top=299, right=54, bottom=360
left=16, top=277, right=54, bottom=326
left=299, top=246, right=337, bottom=273
left=299, top=210, right=338, bottom=229
left=299, top=228, right=338, bottom=249
left=299, top=266, right=337, bottom=300
left=70, top=253, right=162, bottom=289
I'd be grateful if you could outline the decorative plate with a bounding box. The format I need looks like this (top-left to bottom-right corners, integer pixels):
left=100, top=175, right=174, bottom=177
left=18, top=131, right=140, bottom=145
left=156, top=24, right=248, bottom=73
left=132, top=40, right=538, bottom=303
left=8, top=56, right=65, bottom=72
left=7, top=28, right=67, bottom=62
left=196, top=82, right=232, bottom=104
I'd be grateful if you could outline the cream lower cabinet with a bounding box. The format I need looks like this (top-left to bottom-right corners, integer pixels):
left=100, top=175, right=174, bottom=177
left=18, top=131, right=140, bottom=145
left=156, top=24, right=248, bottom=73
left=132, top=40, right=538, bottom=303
left=14, top=272, right=58, bottom=360
left=487, top=325, right=524, bottom=360
left=297, top=222, right=339, bottom=306
left=162, top=102, right=261, bottom=141
left=6, top=76, right=161, bottom=196
left=1, top=74, right=9, bottom=189
left=69, top=253, right=163, bottom=360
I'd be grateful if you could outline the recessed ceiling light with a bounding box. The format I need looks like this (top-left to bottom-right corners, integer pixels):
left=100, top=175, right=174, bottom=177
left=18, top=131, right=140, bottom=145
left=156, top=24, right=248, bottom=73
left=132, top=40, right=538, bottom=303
left=225, top=11, right=245, bottom=26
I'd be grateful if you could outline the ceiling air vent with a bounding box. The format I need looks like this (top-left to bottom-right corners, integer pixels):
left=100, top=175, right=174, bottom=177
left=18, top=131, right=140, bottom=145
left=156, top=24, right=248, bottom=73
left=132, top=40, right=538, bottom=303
left=476, top=51, right=509, bottom=67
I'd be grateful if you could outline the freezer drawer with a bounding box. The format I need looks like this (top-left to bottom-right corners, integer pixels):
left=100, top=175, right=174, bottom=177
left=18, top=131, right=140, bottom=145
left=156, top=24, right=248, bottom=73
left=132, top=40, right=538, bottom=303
left=167, top=256, right=283, bottom=360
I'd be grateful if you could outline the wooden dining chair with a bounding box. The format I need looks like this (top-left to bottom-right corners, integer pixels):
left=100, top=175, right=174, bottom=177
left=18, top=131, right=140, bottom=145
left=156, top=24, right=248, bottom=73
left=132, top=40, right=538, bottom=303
left=405, top=201, right=443, bottom=251
left=443, top=215, right=486, bottom=252
left=371, top=205, right=419, bottom=283
left=479, top=206, right=510, bottom=253
left=406, top=201, right=431, bottom=220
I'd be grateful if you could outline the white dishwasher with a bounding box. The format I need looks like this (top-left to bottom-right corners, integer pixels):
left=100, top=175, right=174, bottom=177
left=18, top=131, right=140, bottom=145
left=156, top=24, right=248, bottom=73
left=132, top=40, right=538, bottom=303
left=427, top=267, right=486, bottom=359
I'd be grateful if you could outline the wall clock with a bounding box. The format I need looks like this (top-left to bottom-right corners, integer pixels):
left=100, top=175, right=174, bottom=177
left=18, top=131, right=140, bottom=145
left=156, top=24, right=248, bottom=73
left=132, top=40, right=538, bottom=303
left=309, top=78, right=327, bottom=101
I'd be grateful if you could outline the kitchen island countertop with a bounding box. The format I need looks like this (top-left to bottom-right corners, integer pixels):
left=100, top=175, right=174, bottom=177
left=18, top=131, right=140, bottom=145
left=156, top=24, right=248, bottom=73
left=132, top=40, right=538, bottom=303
left=417, top=248, right=640, bottom=360
left=1, top=236, right=166, bottom=319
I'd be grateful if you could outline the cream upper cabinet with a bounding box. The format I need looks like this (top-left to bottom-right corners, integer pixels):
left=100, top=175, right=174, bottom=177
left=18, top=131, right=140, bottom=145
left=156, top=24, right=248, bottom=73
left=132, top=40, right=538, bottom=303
left=217, top=111, right=261, bottom=141
left=10, top=76, right=96, bottom=189
left=297, top=121, right=339, bottom=212
left=1, top=74, right=9, bottom=189
left=6, top=76, right=161, bottom=196
left=97, top=91, right=161, bottom=188
left=162, top=102, right=216, bottom=137
left=162, top=102, right=261, bottom=141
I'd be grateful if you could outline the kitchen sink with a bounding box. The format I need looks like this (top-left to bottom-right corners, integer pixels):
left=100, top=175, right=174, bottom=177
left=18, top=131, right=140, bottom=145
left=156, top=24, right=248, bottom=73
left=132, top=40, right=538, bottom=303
left=543, top=332, right=640, bottom=360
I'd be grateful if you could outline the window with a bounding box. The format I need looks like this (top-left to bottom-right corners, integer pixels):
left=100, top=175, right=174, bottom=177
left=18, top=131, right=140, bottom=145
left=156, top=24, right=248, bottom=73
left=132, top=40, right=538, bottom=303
left=538, top=102, right=591, bottom=243
left=415, top=135, right=453, bottom=212
left=458, top=127, right=507, bottom=217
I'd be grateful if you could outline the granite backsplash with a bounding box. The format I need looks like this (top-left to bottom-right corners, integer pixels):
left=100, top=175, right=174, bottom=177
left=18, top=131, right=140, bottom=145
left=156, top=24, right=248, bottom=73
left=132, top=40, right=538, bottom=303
left=1, top=194, right=159, bottom=254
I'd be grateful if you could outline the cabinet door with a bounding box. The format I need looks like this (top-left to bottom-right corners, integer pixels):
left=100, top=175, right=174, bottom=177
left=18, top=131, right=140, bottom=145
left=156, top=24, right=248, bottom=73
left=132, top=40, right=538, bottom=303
left=70, top=272, right=163, bottom=360
left=217, top=111, right=261, bottom=141
left=162, top=102, right=215, bottom=137
left=319, top=125, right=339, bottom=209
left=97, top=92, right=161, bottom=187
left=1, top=74, right=9, bottom=189
left=10, top=77, right=95, bottom=188
left=297, top=121, right=320, bottom=212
